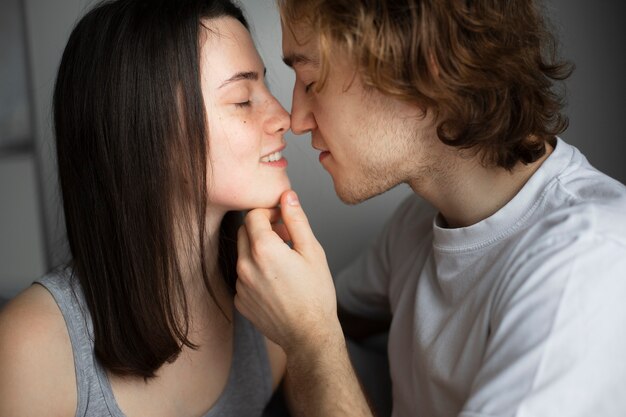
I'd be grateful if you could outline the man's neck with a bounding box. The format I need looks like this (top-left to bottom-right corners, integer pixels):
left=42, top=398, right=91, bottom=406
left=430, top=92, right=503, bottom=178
left=410, top=141, right=554, bottom=229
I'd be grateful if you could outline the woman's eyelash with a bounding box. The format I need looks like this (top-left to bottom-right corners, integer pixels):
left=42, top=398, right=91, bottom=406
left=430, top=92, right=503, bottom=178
left=305, top=82, right=315, bottom=93
left=235, top=101, right=251, bottom=108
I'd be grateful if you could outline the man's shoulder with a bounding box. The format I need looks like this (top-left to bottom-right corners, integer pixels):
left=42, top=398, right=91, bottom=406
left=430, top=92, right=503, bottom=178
left=491, top=168, right=626, bottom=304
left=0, top=285, right=77, bottom=416
left=517, top=150, right=626, bottom=250
left=494, top=195, right=626, bottom=314
left=508, top=204, right=626, bottom=283
left=530, top=181, right=626, bottom=250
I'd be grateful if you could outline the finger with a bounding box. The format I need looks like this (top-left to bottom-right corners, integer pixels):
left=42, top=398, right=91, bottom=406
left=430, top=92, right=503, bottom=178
left=279, top=190, right=317, bottom=253
left=237, top=225, right=251, bottom=260
left=271, top=222, right=291, bottom=243
left=244, top=208, right=281, bottom=240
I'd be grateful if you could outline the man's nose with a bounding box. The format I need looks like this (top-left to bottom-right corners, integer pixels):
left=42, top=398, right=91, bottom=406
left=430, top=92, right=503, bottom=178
left=290, top=88, right=317, bottom=135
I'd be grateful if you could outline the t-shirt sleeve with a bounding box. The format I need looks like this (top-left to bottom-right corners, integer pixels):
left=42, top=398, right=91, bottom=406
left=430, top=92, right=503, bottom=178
left=460, top=235, right=626, bottom=417
left=334, top=232, right=392, bottom=320
left=334, top=196, right=423, bottom=320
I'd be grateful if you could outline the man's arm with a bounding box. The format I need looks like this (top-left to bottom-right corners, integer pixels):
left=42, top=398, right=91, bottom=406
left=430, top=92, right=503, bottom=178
left=235, top=190, right=374, bottom=417
left=282, top=322, right=373, bottom=417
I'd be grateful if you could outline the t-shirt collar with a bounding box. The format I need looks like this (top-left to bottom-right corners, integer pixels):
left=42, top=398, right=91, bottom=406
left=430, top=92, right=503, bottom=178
left=432, top=137, right=575, bottom=253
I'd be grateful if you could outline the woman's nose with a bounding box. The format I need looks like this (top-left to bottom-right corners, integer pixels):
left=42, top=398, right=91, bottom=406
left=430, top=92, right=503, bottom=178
left=265, top=98, right=291, bottom=135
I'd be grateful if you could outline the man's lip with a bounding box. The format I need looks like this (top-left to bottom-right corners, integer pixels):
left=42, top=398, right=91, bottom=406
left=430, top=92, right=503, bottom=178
left=319, top=150, right=331, bottom=162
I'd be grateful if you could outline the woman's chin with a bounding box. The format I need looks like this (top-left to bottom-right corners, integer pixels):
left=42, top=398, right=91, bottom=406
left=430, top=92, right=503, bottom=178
left=236, top=184, right=290, bottom=210
left=255, top=188, right=289, bottom=209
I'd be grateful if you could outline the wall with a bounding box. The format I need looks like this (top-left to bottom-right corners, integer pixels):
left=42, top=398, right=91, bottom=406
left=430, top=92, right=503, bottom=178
left=23, top=0, right=96, bottom=272
left=0, top=0, right=47, bottom=297
left=1, top=0, right=624, bottom=298
left=0, top=155, right=46, bottom=296
left=548, top=1, right=626, bottom=183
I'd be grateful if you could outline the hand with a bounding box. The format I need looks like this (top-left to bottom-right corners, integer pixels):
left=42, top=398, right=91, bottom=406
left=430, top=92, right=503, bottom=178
left=235, top=190, right=342, bottom=355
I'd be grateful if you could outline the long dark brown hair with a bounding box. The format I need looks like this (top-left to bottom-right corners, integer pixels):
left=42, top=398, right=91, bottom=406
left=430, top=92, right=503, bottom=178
left=279, top=0, right=573, bottom=169
left=53, top=0, right=246, bottom=378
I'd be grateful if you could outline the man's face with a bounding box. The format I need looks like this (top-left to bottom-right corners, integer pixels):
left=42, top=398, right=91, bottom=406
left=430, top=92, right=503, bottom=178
left=281, top=22, right=438, bottom=204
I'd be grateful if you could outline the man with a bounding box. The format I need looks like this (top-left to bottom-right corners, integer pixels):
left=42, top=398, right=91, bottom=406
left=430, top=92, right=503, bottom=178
left=235, top=1, right=626, bottom=416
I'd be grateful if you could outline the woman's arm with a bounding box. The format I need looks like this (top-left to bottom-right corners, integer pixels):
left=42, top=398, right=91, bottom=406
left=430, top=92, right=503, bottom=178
left=0, top=286, right=76, bottom=417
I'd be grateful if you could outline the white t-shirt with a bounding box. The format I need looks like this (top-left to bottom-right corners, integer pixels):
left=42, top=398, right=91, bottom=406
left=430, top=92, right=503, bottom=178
left=335, top=138, right=626, bottom=417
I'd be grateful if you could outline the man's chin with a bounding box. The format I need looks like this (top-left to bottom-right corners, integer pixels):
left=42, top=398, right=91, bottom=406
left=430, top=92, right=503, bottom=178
left=334, top=184, right=372, bottom=206
left=334, top=180, right=396, bottom=206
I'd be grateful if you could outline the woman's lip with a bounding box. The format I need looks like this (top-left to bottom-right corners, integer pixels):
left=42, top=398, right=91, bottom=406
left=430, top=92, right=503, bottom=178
left=319, top=151, right=331, bottom=163
left=261, top=157, right=288, bottom=168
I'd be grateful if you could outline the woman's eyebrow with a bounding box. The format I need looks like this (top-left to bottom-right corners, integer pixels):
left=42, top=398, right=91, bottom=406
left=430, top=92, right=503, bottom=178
left=219, top=68, right=267, bottom=88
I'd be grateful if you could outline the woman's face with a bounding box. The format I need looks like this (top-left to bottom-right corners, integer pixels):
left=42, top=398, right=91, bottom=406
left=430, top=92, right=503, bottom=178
left=201, top=17, right=291, bottom=211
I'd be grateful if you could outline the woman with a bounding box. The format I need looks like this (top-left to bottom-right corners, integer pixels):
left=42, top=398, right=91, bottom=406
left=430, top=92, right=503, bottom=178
left=0, top=0, right=291, bottom=415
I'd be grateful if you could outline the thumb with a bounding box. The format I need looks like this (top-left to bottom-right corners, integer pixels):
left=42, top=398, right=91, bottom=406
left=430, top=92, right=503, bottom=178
left=280, top=190, right=317, bottom=253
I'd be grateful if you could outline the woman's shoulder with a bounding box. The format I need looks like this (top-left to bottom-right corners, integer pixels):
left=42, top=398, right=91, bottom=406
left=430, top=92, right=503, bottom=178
left=0, top=284, right=77, bottom=416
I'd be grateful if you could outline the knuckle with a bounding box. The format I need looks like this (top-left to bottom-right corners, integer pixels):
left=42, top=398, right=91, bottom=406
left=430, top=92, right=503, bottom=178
left=235, top=262, right=245, bottom=278
left=302, top=238, right=320, bottom=252
left=244, top=209, right=261, bottom=226
left=290, top=214, right=308, bottom=226
left=313, top=242, right=327, bottom=259
left=236, top=259, right=252, bottom=281
left=250, top=236, right=272, bottom=260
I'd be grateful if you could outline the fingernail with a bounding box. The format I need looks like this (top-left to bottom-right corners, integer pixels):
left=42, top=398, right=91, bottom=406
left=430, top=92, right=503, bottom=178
left=286, top=191, right=300, bottom=206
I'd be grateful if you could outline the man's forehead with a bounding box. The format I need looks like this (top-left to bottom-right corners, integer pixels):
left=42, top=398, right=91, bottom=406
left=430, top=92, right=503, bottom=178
left=281, top=21, right=320, bottom=69
left=282, top=52, right=319, bottom=69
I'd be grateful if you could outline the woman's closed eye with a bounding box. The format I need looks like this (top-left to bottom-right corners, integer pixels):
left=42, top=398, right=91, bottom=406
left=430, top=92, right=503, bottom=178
left=235, top=100, right=251, bottom=108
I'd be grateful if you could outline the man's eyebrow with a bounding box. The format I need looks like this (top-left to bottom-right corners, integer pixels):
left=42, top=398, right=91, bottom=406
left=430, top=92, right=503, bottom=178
left=282, top=53, right=319, bottom=68
left=219, top=68, right=267, bottom=88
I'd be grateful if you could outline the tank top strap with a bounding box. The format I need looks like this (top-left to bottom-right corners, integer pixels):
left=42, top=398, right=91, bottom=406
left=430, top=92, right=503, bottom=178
left=36, top=269, right=275, bottom=417
left=35, top=269, right=113, bottom=417
left=202, top=308, right=274, bottom=416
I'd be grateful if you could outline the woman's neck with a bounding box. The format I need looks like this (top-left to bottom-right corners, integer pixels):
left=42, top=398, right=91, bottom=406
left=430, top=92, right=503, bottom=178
left=177, top=211, right=233, bottom=326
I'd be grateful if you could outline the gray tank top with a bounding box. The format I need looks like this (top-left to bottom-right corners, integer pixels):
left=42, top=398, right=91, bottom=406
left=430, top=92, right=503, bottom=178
left=36, top=270, right=274, bottom=417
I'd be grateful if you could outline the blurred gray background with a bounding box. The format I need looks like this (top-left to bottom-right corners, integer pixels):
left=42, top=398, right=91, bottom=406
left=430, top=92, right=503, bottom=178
left=1, top=0, right=625, bottom=301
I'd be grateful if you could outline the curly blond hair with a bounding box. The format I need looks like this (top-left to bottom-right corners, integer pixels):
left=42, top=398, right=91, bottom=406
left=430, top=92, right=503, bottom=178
left=278, top=0, right=573, bottom=169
